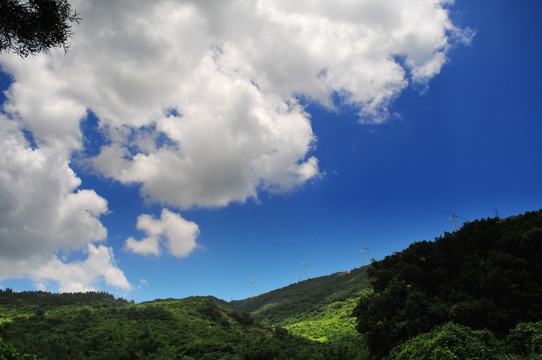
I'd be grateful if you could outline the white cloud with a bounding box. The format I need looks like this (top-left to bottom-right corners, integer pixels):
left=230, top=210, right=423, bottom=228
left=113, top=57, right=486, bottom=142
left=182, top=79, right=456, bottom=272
left=125, top=209, right=200, bottom=258
left=0, top=0, right=470, bottom=287
left=28, top=244, right=131, bottom=292
left=93, top=54, right=318, bottom=208
left=1, top=0, right=470, bottom=209
left=0, top=115, right=107, bottom=256
left=0, top=56, right=86, bottom=156
left=0, top=115, right=129, bottom=291
left=125, top=236, right=161, bottom=257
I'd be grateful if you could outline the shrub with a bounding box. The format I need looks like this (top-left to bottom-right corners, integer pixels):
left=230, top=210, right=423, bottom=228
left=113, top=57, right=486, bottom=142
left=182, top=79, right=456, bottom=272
left=506, top=321, right=542, bottom=357
left=388, top=322, right=503, bottom=360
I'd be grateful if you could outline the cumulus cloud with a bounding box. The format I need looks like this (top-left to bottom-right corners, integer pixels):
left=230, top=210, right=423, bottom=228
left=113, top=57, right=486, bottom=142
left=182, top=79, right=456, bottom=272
left=1, top=0, right=470, bottom=209
left=0, top=0, right=470, bottom=287
left=0, top=114, right=129, bottom=291
left=0, top=115, right=106, bottom=257
left=125, top=209, right=200, bottom=257
left=29, top=244, right=131, bottom=292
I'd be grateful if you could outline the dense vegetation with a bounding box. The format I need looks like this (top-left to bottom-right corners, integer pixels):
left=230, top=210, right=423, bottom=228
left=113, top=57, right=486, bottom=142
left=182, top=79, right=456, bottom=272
left=1, top=209, right=541, bottom=359
left=0, top=292, right=360, bottom=359
left=228, top=267, right=371, bottom=341
left=354, top=209, right=542, bottom=359
left=383, top=320, right=542, bottom=360
left=0, top=289, right=131, bottom=307
left=387, top=322, right=503, bottom=360
left=0, top=336, right=36, bottom=359
left=228, top=267, right=372, bottom=358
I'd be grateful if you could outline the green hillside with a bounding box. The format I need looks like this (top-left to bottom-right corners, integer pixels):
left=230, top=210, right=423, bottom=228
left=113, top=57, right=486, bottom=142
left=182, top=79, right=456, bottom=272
left=355, top=209, right=542, bottom=359
left=1, top=209, right=542, bottom=359
left=0, top=293, right=334, bottom=360
left=0, top=290, right=131, bottom=323
left=227, top=266, right=371, bottom=342
left=0, top=268, right=373, bottom=359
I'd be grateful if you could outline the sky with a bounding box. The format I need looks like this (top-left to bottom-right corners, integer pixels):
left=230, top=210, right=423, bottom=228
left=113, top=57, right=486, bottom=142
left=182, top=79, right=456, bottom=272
left=0, top=0, right=541, bottom=303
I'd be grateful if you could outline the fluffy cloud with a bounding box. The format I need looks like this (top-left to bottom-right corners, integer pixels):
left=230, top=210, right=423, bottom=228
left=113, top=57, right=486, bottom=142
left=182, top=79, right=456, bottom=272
left=29, top=244, right=131, bottom=292
left=1, top=0, right=470, bottom=210
left=92, top=54, right=319, bottom=207
left=0, top=115, right=129, bottom=290
left=125, top=209, right=200, bottom=257
left=0, top=0, right=470, bottom=287
left=0, top=116, right=105, bottom=257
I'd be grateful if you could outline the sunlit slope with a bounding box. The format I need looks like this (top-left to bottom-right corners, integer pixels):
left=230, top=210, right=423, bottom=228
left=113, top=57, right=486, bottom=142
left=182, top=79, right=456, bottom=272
left=227, top=266, right=372, bottom=341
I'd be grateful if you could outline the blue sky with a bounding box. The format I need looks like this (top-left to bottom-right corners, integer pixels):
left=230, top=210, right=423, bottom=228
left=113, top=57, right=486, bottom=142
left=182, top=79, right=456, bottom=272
left=1, top=0, right=541, bottom=302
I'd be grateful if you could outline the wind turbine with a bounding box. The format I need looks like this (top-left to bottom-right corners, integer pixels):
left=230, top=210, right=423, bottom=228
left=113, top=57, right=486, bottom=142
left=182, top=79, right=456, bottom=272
left=302, top=263, right=311, bottom=280
left=449, top=212, right=466, bottom=231
left=361, top=244, right=371, bottom=266
left=247, top=277, right=255, bottom=298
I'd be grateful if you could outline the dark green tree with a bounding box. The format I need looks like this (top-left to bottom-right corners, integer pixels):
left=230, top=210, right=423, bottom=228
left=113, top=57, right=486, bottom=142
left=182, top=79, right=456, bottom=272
left=0, top=0, right=79, bottom=57
left=354, top=209, right=542, bottom=358
left=506, top=321, right=542, bottom=357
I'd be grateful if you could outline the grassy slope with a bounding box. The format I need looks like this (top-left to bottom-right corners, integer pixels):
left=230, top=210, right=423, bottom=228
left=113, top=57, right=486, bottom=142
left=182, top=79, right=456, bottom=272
left=227, top=266, right=372, bottom=342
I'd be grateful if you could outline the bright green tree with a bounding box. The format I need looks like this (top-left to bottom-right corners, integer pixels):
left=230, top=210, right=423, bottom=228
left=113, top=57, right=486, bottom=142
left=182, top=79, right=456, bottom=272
left=387, top=322, right=503, bottom=360
left=0, top=337, right=37, bottom=360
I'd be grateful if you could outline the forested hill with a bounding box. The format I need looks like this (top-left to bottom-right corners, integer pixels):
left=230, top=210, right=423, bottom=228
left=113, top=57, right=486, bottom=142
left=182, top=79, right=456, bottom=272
left=228, top=267, right=369, bottom=318
left=0, top=295, right=340, bottom=359
left=226, top=266, right=371, bottom=342
left=0, top=289, right=131, bottom=309
left=0, top=269, right=372, bottom=359
left=1, top=209, right=541, bottom=359
left=354, top=208, right=542, bottom=359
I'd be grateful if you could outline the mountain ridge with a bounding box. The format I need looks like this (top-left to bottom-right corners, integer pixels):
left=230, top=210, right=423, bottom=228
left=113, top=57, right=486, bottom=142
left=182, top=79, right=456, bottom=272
left=1, top=209, right=541, bottom=359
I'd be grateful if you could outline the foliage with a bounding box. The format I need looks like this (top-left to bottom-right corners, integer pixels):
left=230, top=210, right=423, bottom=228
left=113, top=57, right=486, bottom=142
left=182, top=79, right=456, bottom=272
left=505, top=321, right=542, bottom=358
left=0, top=270, right=373, bottom=359
left=0, top=0, right=80, bottom=57
left=0, top=289, right=131, bottom=324
left=281, top=296, right=365, bottom=342
left=229, top=267, right=371, bottom=341
left=4, top=211, right=540, bottom=359
left=227, top=267, right=372, bottom=358
left=0, top=293, right=344, bottom=359
left=0, top=337, right=36, bottom=359
left=387, top=321, right=542, bottom=360
left=354, top=209, right=542, bottom=358
left=387, top=322, right=503, bottom=360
